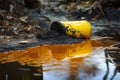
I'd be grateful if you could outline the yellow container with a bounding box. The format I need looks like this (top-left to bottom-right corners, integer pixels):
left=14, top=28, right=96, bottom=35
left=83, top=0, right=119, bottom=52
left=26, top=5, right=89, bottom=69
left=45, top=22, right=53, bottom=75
left=51, top=20, right=92, bottom=39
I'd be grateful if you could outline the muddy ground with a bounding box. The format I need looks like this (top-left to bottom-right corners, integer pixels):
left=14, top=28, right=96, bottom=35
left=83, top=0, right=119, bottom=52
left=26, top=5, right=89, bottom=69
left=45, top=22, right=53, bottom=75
left=0, top=19, right=120, bottom=52
left=0, top=1, right=120, bottom=52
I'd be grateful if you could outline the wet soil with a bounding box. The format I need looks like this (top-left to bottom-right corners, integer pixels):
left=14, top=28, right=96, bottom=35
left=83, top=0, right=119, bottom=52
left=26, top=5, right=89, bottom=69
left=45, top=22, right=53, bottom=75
left=0, top=20, right=120, bottom=52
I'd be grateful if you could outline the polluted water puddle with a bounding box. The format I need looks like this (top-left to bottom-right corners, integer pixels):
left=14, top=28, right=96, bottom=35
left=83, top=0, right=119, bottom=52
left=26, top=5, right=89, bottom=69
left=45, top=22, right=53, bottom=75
left=0, top=39, right=120, bottom=80
left=0, top=40, right=92, bottom=66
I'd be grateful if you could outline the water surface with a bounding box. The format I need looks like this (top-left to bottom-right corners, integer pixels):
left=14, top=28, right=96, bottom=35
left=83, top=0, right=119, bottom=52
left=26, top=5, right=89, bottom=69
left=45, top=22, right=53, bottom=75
left=0, top=40, right=120, bottom=80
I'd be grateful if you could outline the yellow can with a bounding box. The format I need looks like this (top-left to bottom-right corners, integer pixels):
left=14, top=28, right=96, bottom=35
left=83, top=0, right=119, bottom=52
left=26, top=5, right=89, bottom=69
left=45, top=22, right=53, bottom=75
left=51, top=20, right=92, bottom=39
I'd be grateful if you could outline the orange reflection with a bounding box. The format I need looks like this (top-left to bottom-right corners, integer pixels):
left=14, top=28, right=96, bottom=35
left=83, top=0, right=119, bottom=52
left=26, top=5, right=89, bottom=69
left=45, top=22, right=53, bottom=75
left=0, top=40, right=92, bottom=67
left=47, top=40, right=92, bottom=60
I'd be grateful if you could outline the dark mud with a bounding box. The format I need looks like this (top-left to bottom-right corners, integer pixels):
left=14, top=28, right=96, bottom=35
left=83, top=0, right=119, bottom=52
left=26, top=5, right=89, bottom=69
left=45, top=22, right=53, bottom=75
left=0, top=20, right=120, bottom=52
left=0, top=30, right=83, bottom=52
left=94, top=22, right=120, bottom=41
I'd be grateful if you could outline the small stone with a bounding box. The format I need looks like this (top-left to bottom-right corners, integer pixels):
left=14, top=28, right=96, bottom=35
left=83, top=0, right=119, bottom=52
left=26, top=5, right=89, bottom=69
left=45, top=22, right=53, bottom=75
left=18, top=40, right=29, bottom=44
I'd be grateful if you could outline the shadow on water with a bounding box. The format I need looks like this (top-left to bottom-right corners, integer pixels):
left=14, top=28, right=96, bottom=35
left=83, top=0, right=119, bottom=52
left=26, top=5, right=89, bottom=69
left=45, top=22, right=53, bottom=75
left=0, top=62, right=43, bottom=80
left=0, top=39, right=119, bottom=80
left=103, top=48, right=120, bottom=80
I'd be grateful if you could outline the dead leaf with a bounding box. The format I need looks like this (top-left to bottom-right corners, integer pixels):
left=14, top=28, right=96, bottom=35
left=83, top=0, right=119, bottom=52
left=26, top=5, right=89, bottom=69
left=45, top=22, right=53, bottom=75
left=19, top=16, right=28, bottom=23
left=2, top=20, right=9, bottom=27
left=27, top=25, right=32, bottom=31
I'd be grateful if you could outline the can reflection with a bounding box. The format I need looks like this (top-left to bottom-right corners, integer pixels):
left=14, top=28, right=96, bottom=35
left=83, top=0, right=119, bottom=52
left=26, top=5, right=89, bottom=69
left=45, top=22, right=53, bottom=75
left=0, top=40, right=92, bottom=66
left=47, top=40, right=92, bottom=60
